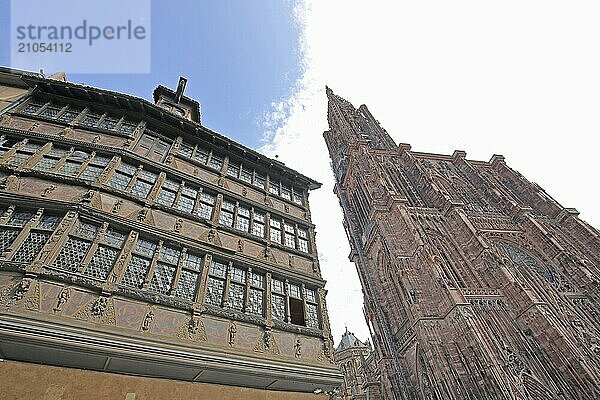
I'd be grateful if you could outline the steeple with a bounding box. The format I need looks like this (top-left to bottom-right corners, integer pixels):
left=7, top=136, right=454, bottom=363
left=324, top=86, right=396, bottom=152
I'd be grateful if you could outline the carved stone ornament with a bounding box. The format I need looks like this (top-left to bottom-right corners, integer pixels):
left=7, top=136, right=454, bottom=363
left=174, top=218, right=183, bottom=233
left=74, top=296, right=116, bottom=325
left=228, top=322, right=237, bottom=346
left=53, top=287, right=72, bottom=313
left=28, top=122, right=39, bottom=132
left=176, top=316, right=207, bottom=342
left=137, top=207, right=149, bottom=222
left=0, top=278, right=39, bottom=311
left=254, top=329, right=280, bottom=355
left=294, top=339, right=302, bottom=358
left=242, top=187, right=247, bottom=197
left=284, top=204, right=289, bottom=213
left=112, top=200, right=123, bottom=214
left=92, top=135, right=101, bottom=144
left=237, top=239, right=244, bottom=252
left=42, top=184, right=56, bottom=197
left=141, top=309, right=154, bottom=331
left=79, top=189, right=95, bottom=205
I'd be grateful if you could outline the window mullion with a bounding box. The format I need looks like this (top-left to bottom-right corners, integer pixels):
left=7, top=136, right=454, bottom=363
left=284, top=279, right=291, bottom=323
left=96, top=155, right=120, bottom=185
left=173, top=180, right=185, bottom=208
left=142, top=240, right=162, bottom=290
left=244, top=266, right=252, bottom=313
left=20, top=142, right=51, bottom=170
left=147, top=172, right=166, bottom=204
left=50, top=147, right=74, bottom=172
left=222, top=261, right=233, bottom=308
left=125, top=165, right=143, bottom=192
left=0, top=138, right=26, bottom=164
left=265, top=272, right=273, bottom=326
left=102, top=230, right=138, bottom=290
left=76, top=222, right=108, bottom=273
left=170, top=247, right=186, bottom=296
left=74, top=151, right=96, bottom=178
left=194, top=254, right=212, bottom=310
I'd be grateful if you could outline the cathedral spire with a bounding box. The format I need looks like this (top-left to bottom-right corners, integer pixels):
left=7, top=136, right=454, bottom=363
left=324, top=86, right=396, bottom=152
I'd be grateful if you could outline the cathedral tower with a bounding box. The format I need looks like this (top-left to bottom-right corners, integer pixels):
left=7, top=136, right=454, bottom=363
left=324, top=88, right=600, bottom=400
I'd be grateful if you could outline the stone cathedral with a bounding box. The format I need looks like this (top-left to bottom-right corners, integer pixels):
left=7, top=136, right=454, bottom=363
left=0, top=67, right=342, bottom=399
left=324, top=87, right=600, bottom=400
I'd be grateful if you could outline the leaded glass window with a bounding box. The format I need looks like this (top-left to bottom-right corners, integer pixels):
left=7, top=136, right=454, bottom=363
left=284, top=222, right=296, bottom=248
left=33, top=147, right=67, bottom=172
left=12, top=213, right=60, bottom=263
left=269, top=180, right=280, bottom=195
left=120, top=121, right=138, bottom=135
left=51, top=220, right=99, bottom=272
left=176, top=185, right=196, bottom=213
left=289, top=283, right=301, bottom=299
left=178, top=142, right=194, bottom=158
left=252, top=212, right=265, bottom=238
left=253, top=173, right=265, bottom=189
left=173, top=252, right=201, bottom=301
left=131, top=169, right=157, bottom=198
left=240, top=168, right=252, bottom=183
left=98, top=116, right=118, bottom=131
left=58, top=150, right=90, bottom=176
left=272, top=293, right=286, bottom=321
left=79, top=154, right=110, bottom=181
left=235, top=206, right=250, bottom=232
left=208, top=155, right=223, bottom=171
left=227, top=162, right=240, bottom=178
left=21, top=99, right=45, bottom=115
left=149, top=245, right=180, bottom=294
left=5, top=141, right=42, bottom=168
left=270, top=219, right=282, bottom=244
left=249, top=271, right=264, bottom=316
left=56, top=108, right=81, bottom=123
left=281, top=185, right=292, bottom=200
left=219, top=200, right=235, bottom=227
left=81, top=112, right=102, bottom=127
left=121, top=238, right=156, bottom=289
left=196, top=192, right=215, bottom=220
left=298, top=228, right=309, bottom=253
left=109, top=161, right=137, bottom=191
left=83, top=227, right=126, bottom=281
left=39, top=104, right=63, bottom=119
left=205, top=260, right=227, bottom=307
left=293, top=191, right=304, bottom=205
left=0, top=137, right=20, bottom=158
left=156, top=178, right=179, bottom=207
left=305, top=288, right=319, bottom=328
left=0, top=208, right=35, bottom=254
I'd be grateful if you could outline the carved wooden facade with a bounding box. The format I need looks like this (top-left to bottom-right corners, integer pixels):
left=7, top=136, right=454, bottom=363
left=0, top=68, right=341, bottom=394
left=323, top=87, right=600, bottom=400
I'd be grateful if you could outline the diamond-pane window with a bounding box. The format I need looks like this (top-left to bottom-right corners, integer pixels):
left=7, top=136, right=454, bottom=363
left=206, top=277, right=224, bottom=306
left=254, top=173, right=265, bottom=189
left=102, top=229, right=126, bottom=247
left=240, top=168, right=252, bottom=183
left=85, top=245, right=118, bottom=280
left=178, top=142, right=194, bottom=158
left=135, top=239, right=156, bottom=257
left=52, top=237, right=91, bottom=272
left=229, top=283, right=245, bottom=311
left=122, top=255, right=150, bottom=288
left=174, top=269, right=198, bottom=300
left=306, top=304, right=319, bottom=328
left=208, top=155, right=223, bottom=170
left=185, top=253, right=202, bottom=271
left=231, top=267, right=246, bottom=284
left=227, top=163, right=239, bottom=178
left=251, top=272, right=264, bottom=289
left=272, top=295, right=286, bottom=321
left=305, top=288, right=316, bottom=303
left=194, top=148, right=208, bottom=164
left=149, top=263, right=176, bottom=294
left=249, top=289, right=264, bottom=315
left=74, top=221, right=99, bottom=240
left=12, top=231, right=51, bottom=263
left=272, top=279, right=284, bottom=294
left=289, top=284, right=301, bottom=299
left=0, top=229, right=19, bottom=252
left=57, top=110, right=79, bottom=123
left=159, top=246, right=180, bottom=264
left=38, top=215, right=61, bottom=230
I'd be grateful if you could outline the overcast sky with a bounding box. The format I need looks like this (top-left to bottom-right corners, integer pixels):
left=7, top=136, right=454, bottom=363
left=260, top=0, right=600, bottom=343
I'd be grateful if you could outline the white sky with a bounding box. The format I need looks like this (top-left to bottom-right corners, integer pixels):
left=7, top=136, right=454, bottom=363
left=260, top=1, right=600, bottom=344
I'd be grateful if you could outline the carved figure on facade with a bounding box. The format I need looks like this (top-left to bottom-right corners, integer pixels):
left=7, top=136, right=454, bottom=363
left=228, top=322, right=237, bottom=346
left=53, top=287, right=72, bottom=313
left=176, top=315, right=207, bottom=342
left=254, top=329, right=280, bottom=355
left=141, top=309, right=154, bottom=331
